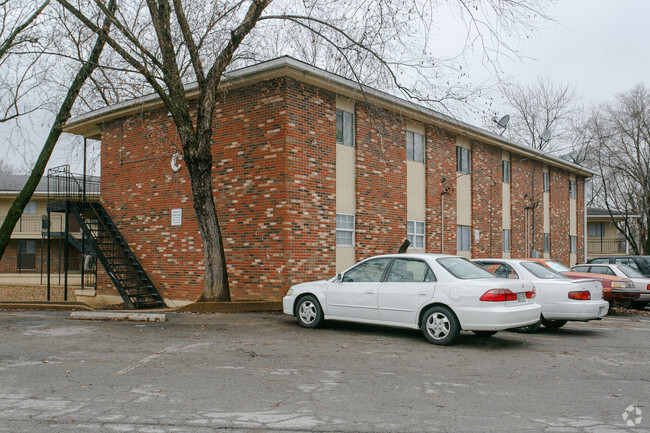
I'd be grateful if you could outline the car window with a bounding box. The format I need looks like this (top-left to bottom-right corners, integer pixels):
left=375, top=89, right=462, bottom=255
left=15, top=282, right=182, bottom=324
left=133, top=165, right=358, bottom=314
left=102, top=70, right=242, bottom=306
left=544, top=260, right=570, bottom=272
left=342, top=258, right=392, bottom=282
left=572, top=266, right=589, bottom=273
left=615, top=258, right=639, bottom=271
left=476, top=262, right=519, bottom=279
left=589, top=266, right=615, bottom=276
left=589, top=258, right=609, bottom=264
left=617, top=264, right=645, bottom=278
left=386, top=259, right=436, bottom=283
left=520, top=261, right=567, bottom=279
left=437, top=257, right=495, bottom=279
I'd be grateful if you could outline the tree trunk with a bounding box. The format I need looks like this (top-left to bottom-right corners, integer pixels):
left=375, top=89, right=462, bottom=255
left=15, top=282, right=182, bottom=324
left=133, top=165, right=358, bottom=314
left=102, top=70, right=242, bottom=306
left=0, top=2, right=114, bottom=261
left=185, top=145, right=230, bottom=302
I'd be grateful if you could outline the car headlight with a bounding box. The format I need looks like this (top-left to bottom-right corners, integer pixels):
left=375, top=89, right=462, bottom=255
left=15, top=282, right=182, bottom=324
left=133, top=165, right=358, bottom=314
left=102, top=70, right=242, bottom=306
left=286, top=288, right=294, bottom=296
left=611, top=281, right=627, bottom=289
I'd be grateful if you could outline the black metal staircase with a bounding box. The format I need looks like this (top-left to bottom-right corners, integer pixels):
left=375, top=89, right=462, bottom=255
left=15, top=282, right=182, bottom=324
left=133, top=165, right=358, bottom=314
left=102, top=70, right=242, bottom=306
left=47, top=166, right=166, bottom=309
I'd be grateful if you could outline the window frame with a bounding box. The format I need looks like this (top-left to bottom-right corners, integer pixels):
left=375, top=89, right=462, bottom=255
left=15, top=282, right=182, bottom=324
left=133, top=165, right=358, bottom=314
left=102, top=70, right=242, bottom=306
left=543, top=233, right=550, bottom=253
left=502, top=229, right=511, bottom=253
left=406, top=131, right=425, bottom=163
left=588, top=223, right=604, bottom=238
left=23, top=201, right=37, bottom=215
left=457, top=225, right=471, bottom=252
left=569, top=180, right=577, bottom=199
left=407, top=220, right=425, bottom=250
left=570, top=235, right=577, bottom=254
left=543, top=172, right=550, bottom=193
left=456, top=146, right=471, bottom=174
left=336, top=213, right=355, bottom=247
left=336, top=109, right=355, bottom=147
left=502, top=160, right=510, bottom=184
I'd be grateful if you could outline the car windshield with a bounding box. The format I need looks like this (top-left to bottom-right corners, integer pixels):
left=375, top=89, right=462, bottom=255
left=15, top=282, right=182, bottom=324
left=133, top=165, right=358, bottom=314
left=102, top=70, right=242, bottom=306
left=520, top=261, right=568, bottom=279
left=544, top=260, right=571, bottom=272
left=618, top=264, right=645, bottom=278
left=437, top=257, right=495, bottom=279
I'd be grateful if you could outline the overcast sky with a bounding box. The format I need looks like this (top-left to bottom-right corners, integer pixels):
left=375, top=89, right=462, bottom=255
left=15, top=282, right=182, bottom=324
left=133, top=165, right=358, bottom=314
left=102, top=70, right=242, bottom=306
left=479, top=0, right=650, bottom=106
left=3, top=0, right=649, bottom=175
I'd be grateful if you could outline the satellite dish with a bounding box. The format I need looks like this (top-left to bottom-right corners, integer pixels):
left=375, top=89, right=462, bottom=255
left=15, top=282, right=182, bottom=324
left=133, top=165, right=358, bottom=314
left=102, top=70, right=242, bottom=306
left=492, top=115, right=510, bottom=135
left=540, top=128, right=552, bottom=143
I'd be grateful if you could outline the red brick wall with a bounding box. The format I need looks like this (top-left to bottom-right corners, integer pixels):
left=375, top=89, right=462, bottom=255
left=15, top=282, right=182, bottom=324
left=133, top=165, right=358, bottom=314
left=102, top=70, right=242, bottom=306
left=549, top=169, right=571, bottom=265
left=425, top=127, right=457, bottom=254
left=471, top=141, right=503, bottom=257
left=510, top=156, right=545, bottom=258
left=0, top=239, right=80, bottom=274
left=95, top=75, right=585, bottom=303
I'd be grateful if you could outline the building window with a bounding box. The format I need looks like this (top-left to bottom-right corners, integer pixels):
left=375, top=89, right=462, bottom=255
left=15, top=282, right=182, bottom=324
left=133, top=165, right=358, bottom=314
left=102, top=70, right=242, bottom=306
left=406, top=131, right=425, bottom=163
left=543, top=233, right=550, bottom=253
left=569, top=180, right=577, bottom=199
left=543, top=172, right=550, bottom=193
left=457, top=225, right=471, bottom=251
left=336, top=213, right=355, bottom=247
left=502, top=160, right=510, bottom=184
left=23, top=201, right=37, bottom=215
left=336, top=109, right=355, bottom=147
left=17, top=239, right=36, bottom=271
left=588, top=223, right=604, bottom=238
left=502, top=229, right=511, bottom=253
left=570, top=235, right=577, bottom=254
left=456, top=146, right=471, bottom=174
left=407, top=220, right=425, bottom=249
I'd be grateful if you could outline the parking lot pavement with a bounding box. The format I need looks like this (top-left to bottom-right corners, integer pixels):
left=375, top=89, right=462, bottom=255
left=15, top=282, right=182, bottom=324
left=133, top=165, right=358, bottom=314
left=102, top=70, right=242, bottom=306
left=0, top=310, right=649, bottom=433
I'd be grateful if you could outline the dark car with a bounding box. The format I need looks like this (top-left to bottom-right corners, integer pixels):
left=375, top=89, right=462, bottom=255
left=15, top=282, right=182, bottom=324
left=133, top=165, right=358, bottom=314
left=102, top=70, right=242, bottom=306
left=587, top=256, right=650, bottom=278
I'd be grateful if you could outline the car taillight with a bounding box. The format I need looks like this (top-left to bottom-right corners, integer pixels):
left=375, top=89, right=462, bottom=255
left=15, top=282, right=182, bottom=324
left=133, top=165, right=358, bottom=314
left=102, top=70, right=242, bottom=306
left=480, top=289, right=517, bottom=302
left=526, top=287, right=536, bottom=299
left=647, top=284, right=650, bottom=291
left=568, top=290, right=591, bottom=300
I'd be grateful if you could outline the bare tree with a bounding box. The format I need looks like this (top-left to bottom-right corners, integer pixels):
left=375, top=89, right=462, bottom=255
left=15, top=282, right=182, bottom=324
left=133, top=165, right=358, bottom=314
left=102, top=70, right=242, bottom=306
left=581, top=84, right=650, bottom=254
left=0, top=0, right=116, bottom=261
left=54, top=0, right=554, bottom=302
left=0, top=0, right=51, bottom=123
left=0, top=160, right=16, bottom=174
left=496, top=76, right=580, bottom=153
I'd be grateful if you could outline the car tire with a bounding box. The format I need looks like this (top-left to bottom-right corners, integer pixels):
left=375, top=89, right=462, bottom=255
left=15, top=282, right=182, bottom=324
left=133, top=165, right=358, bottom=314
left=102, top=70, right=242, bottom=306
left=542, top=319, right=567, bottom=329
left=421, top=306, right=460, bottom=346
left=295, top=295, right=324, bottom=328
left=472, top=331, right=498, bottom=337
left=513, top=317, right=542, bottom=333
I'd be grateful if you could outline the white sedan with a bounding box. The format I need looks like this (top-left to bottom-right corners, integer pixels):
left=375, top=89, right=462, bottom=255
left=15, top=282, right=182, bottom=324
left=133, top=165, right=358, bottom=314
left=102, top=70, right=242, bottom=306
left=473, top=258, right=609, bottom=332
left=283, top=254, right=541, bottom=345
left=571, top=263, right=650, bottom=309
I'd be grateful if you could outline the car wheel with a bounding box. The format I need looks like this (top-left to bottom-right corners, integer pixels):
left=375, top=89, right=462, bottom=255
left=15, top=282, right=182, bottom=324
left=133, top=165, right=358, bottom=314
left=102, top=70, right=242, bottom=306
left=542, top=319, right=567, bottom=329
left=295, top=295, right=323, bottom=328
left=513, top=317, right=542, bottom=333
left=472, top=331, right=498, bottom=337
left=421, top=306, right=460, bottom=346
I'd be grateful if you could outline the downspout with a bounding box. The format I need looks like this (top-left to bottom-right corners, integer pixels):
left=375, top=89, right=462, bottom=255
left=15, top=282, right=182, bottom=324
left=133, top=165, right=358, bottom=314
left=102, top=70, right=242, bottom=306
left=584, top=178, right=589, bottom=261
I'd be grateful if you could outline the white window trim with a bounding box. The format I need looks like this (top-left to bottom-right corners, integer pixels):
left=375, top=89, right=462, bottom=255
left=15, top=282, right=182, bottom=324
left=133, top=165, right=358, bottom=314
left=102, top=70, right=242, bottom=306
left=407, top=220, right=425, bottom=250
left=336, top=213, right=355, bottom=247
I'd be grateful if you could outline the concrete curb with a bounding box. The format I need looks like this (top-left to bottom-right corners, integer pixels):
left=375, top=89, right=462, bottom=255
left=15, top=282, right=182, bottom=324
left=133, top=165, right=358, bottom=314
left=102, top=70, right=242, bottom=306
left=70, top=311, right=167, bottom=322
left=174, top=301, right=282, bottom=313
left=0, top=302, right=95, bottom=311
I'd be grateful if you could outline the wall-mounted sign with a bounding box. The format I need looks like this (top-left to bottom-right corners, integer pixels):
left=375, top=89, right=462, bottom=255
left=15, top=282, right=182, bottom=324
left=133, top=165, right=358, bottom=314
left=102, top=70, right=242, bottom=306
left=171, top=208, right=182, bottom=226
left=474, top=229, right=480, bottom=244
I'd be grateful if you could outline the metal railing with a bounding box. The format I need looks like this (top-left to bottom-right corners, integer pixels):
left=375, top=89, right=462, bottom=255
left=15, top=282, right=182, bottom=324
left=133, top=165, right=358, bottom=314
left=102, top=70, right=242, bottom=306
left=47, top=165, right=100, bottom=203
left=0, top=214, right=79, bottom=237
left=587, top=238, right=626, bottom=255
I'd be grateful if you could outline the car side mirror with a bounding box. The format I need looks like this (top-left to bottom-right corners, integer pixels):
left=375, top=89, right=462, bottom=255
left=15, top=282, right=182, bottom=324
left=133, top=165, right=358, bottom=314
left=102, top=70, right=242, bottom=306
left=336, top=273, right=343, bottom=282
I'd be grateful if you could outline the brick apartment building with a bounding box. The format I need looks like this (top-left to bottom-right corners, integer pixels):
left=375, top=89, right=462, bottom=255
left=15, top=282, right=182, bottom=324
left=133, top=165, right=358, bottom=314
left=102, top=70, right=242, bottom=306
left=64, top=57, right=593, bottom=306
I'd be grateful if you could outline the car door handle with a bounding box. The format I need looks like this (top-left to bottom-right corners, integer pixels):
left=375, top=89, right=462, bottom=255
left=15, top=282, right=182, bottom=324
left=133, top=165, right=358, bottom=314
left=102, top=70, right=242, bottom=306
left=365, top=290, right=375, bottom=294
left=418, top=292, right=428, bottom=296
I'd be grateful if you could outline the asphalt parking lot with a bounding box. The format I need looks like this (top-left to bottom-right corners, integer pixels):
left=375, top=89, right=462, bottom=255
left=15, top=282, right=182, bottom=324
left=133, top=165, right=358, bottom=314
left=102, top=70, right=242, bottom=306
left=0, top=310, right=648, bottom=433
